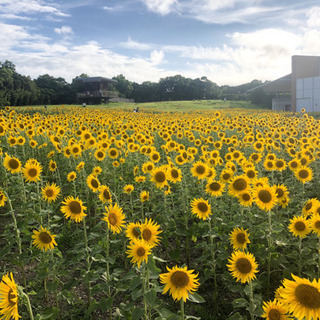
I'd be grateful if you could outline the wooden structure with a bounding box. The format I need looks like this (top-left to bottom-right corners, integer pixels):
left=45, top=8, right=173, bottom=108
left=75, top=76, right=118, bottom=104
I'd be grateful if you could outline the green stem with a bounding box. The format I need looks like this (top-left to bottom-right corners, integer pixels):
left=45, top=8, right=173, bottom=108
left=248, top=281, right=255, bottom=320
left=19, top=172, right=27, bottom=203
left=267, top=210, right=272, bottom=298
left=82, top=217, right=91, bottom=305
left=180, top=298, right=185, bottom=320
left=22, top=291, right=35, bottom=320
left=298, top=237, right=302, bottom=277
left=143, top=264, right=148, bottom=320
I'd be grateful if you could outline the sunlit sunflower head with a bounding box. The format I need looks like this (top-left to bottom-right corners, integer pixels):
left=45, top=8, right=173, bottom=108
left=237, top=190, right=253, bottom=207
left=191, top=161, right=209, bottom=180
left=0, top=272, right=20, bottom=320
left=229, top=227, right=250, bottom=250
left=23, top=161, right=42, bottom=183
left=140, top=190, right=149, bottom=203
left=288, top=159, right=299, bottom=172
left=70, top=143, right=82, bottom=158
left=102, top=203, right=125, bottom=234
left=253, top=185, right=277, bottom=211
left=302, top=198, right=319, bottom=217
left=205, top=179, right=225, bottom=197
left=98, top=185, right=112, bottom=204
left=126, top=222, right=141, bottom=241
left=142, top=161, right=155, bottom=174
left=86, top=174, right=100, bottom=192
left=140, top=218, right=162, bottom=247
left=123, top=184, right=134, bottom=194
left=288, top=216, right=310, bottom=238
left=264, top=159, right=276, bottom=171
left=159, top=265, right=200, bottom=302
left=76, top=161, right=85, bottom=172
left=220, top=169, right=234, bottom=182
left=0, top=190, right=7, bottom=207
left=92, top=166, right=102, bottom=176
left=135, top=175, right=146, bottom=183
left=262, top=299, right=289, bottom=320
left=279, top=274, right=320, bottom=320
left=67, top=171, right=77, bottom=181
left=150, top=167, right=168, bottom=189
left=126, top=239, right=152, bottom=268
left=244, top=168, right=258, bottom=181
left=274, top=159, right=287, bottom=172
left=41, top=183, right=61, bottom=203
left=32, top=226, right=57, bottom=251
left=3, top=153, right=21, bottom=174
left=149, top=151, right=161, bottom=163
left=94, top=149, right=106, bottom=161
left=227, top=250, right=258, bottom=283
left=228, top=175, right=250, bottom=197
left=190, top=198, right=212, bottom=220
left=48, top=160, right=57, bottom=172
left=274, top=184, right=289, bottom=202
left=167, top=166, right=182, bottom=183
left=295, top=166, right=313, bottom=184
left=310, top=214, right=320, bottom=236
left=60, top=196, right=87, bottom=223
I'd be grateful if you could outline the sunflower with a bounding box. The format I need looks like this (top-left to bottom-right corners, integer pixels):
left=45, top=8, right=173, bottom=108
left=135, top=175, right=146, bottom=183
left=220, top=169, right=234, bottom=182
left=190, top=198, right=212, bottom=220
left=94, top=149, right=106, bottom=161
left=288, top=216, right=310, bottom=238
left=0, top=190, right=7, bottom=207
left=279, top=274, right=320, bottom=320
left=159, top=265, right=200, bottom=302
left=244, top=168, right=258, bottom=181
left=227, top=251, right=258, bottom=283
left=149, top=151, right=161, bottom=163
left=237, top=190, right=253, bottom=207
left=167, top=166, right=182, bottom=183
left=191, top=161, right=208, bottom=180
left=3, top=154, right=21, bottom=174
left=274, top=159, right=287, bottom=172
left=150, top=167, right=168, bottom=189
left=140, top=190, right=149, bottom=202
left=126, top=222, right=141, bottom=241
left=262, top=299, right=289, bottom=320
left=228, top=175, right=250, bottom=196
left=274, top=184, right=289, bottom=203
left=126, top=239, right=152, bottom=268
left=67, top=171, right=77, bottom=181
left=229, top=227, right=250, bottom=250
left=92, top=166, right=102, bottom=176
left=288, top=159, right=299, bottom=172
left=310, top=214, right=320, bottom=236
left=142, top=161, right=155, bottom=174
left=295, top=166, right=313, bottom=184
left=0, top=272, right=20, bottom=320
left=98, top=185, right=112, bottom=203
left=49, top=160, right=57, bottom=172
left=76, top=161, right=85, bottom=172
left=70, top=143, right=82, bottom=158
left=123, top=184, right=134, bottom=194
left=41, top=183, right=61, bottom=203
left=102, top=203, right=125, bottom=234
left=264, top=159, right=276, bottom=171
left=86, top=174, right=100, bottom=192
left=253, top=185, right=277, bottom=211
left=205, top=179, right=225, bottom=197
left=61, top=196, right=87, bottom=223
left=23, top=161, right=42, bottom=183
left=32, top=226, right=57, bottom=251
left=140, top=218, right=162, bottom=247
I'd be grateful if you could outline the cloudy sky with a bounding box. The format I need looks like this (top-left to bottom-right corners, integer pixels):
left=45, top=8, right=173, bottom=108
left=0, top=0, right=320, bottom=85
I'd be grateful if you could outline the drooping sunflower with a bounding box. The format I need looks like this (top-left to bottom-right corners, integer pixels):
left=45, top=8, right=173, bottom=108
left=229, top=227, right=250, bottom=250
left=150, top=167, right=168, bottom=189
left=190, top=198, right=212, bottom=220
left=61, top=196, right=87, bottom=223
left=261, top=299, right=289, bottom=320
left=140, top=190, right=149, bottom=202
left=0, top=272, right=20, bottom=320
left=274, top=184, right=289, bottom=203
left=32, top=226, right=57, bottom=251
left=126, top=222, right=141, bottom=241
left=123, top=184, right=134, bottom=194
left=98, top=185, right=112, bottom=203
left=227, top=250, right=258, bottom=283
left=295, top=166, right=313, bottom=184
left=3, top=154, right=21, bottom=174
left=279, top=274, right=320, bottom=320
left=102, top=203, right=125, bottom=234
left=310, top=214, right=320, bottom=236
left=228, top=175, right=250, bottom=197
left=126, top=239, right=152, bottom=268
left=205, top=179, right=225, bottom=197
left=302, top=198, right=319, bottom=217
left=76, top=161, right=85, bottom=172
left=23, top=161, right=42, bottom=183
left=159, top=265, right=200, bottom=302
left=41, top=182, right=61, bottom=203
left=67, top=171, right=77, bottom=181
left=288, top=216, right=310, bottom=238
left=191, top=161, right=208, bottom=180
left=86, top=174, right=100, bottom=193
left=0, top=190, right=7, bottom=207
left=140, top=218, right=162, bottom=247
left=253, top=185, right=277, bottom=211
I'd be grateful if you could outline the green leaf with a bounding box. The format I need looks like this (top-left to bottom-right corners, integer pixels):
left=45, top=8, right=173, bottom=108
left=145, top=289, right=157, bottom=307
left=99, top=297, right=113, bottom=312
left=187, top=293, right=205, bottom=303
left=232, top=298, right=248, bottom=308
left=130, top=276, right=142, bottom=290
left=132, top=307, right=144, bottom=319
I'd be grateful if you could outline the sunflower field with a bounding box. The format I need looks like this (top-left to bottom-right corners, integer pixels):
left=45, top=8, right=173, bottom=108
left=1, top=105, right=320, bottom=320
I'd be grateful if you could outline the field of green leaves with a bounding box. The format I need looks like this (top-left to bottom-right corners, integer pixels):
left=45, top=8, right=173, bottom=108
left=1, top=105, right=320, bottom=320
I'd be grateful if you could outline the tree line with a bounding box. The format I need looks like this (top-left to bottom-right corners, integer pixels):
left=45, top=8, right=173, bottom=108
left=0, top=60, right=273, bottom=107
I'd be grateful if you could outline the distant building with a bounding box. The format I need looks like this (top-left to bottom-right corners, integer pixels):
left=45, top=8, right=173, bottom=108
left=247, top=55, right=320, bottom=112
left=75, top=76, right=118, bottom=104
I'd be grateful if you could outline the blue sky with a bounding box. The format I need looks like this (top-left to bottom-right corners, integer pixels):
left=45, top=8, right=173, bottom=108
left=0, top=0, right=320, bottom=85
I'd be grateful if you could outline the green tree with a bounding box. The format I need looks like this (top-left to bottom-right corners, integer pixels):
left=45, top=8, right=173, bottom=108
left=112, top=74, right=133, bottom=98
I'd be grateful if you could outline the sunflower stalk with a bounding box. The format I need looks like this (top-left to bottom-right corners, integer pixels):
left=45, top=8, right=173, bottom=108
left=267, top=210, right=272, bottom=299
left=19, top=288, right=35, bottom=320
left=248, top=280, right=255, bottom=320
left=82, top=217, right=92, bottom=306
left=19, top=172, right=27, bottom=203
left=180, top=298, right=185, bottom=320
left=298, top=237, right=302, bottom=277
left=142, top=264, right=149, bottom=320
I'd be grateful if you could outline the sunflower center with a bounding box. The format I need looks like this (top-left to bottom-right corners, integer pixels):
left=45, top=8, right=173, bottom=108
left=223, top=173, right=231, bottom=180
left=196, top=165, right=205, bottom=174
left=171, top=271, right=189, bottom=288
left=152, top=154, right=159, bottom=160
left=69, top=201, right=82, bottom=214
left=247, top=170, right=255, bottom=178
left=235, top=258, right=252, bottom=274
left=73, top=147, right=79, bottom=153
left=242, top=193, right=251, bottom=201
left=8, top=159, right=19, bottom=169
left=103, top=189, right=111, bottom=200
left=155, top=171, right=166, bottom=183
left=171, top=169, right=179, bottom=178
left=252, top=154, right=258, bottom=161
left=197, top=202, right=208, bottom=212
left=39, top=232, right=52, bottom=244
left=236, top=233, right=246, bottom=244
left=108, top=213, right=118, bottom=226
left=276, top=188, right=284, bottom=198
left=299, top=169, right=309, bottom=179
left=110, top=150, right=116, bottom=156
left=132, top=227, right=140, bottom=238
left=28, top=168, right=38, bottom=177
left=142, top=229, right=152, bottom=241
left=276, top=161, right=284, bottom=168
left=8, top=289, right=17, bottom=306
left=45, top=189, right=54, bottom=197
left=315, top=221, right=320, bottom=229
left=233, top=178, right=247, bottom=191
left=97, top=152, right=104, bottom=158
left=295, top=221, right=306, bottom=231
left=210, top=182, right=221, bottom=191
left=91, top=179, right=99, bottom=189
left=305, top=202, right=312, bottom=211
left=137, top=247, right=146, bottom=257
left=268, top=308, right=281, bottom=320
left=258, top=190, right=272, bottom=203
left=295, top=284, right=320, bottom=309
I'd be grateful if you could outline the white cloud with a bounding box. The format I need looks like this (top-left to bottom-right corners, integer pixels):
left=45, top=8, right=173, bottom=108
left=150, top=50, right=165, bottom=65
left=307, top=6, right=320, bottom=27
left=142, top=0, right=178, bottom=15
left=54, top=25, right=73, bottom=35
left=119, top=37, right=153, bottom=50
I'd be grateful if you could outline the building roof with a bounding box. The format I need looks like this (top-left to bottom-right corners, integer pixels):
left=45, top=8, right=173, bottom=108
left=246, top=74, right=291, bottom=93
left=74, top=76, right=118, bottom=84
